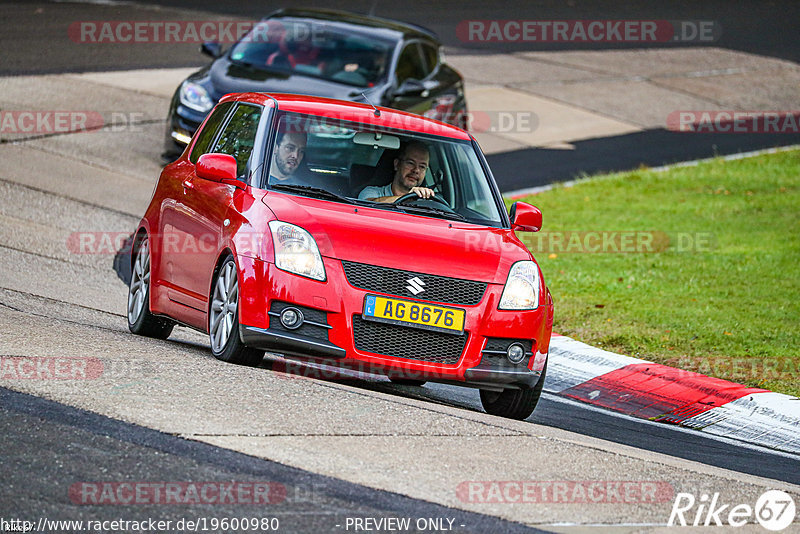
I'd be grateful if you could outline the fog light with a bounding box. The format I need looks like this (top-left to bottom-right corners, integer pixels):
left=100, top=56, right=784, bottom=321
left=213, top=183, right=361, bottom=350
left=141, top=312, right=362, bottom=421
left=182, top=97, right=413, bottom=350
left=506, top=343, right=526, bottom=364
left=280, top=307, right=304, bottom=330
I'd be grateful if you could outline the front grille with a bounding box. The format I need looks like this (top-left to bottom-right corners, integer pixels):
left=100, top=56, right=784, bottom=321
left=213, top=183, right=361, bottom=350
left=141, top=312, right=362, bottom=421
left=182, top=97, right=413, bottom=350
left=352, top=316, right=468, bottom=365
left=269, top=301, right=329, bottom=341
left=341, top=261, right=486, bottom=306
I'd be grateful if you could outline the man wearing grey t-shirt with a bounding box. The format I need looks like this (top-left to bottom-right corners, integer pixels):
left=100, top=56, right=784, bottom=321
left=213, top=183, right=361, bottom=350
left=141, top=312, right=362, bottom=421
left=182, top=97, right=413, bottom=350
left=358, top=141, right=435, bottom=202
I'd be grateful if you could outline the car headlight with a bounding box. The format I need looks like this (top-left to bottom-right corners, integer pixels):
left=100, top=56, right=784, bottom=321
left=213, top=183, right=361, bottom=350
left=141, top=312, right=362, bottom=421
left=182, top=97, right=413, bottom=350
left=179, top=80, right=214, bottom=113
left=499, top=261, right=540, bottom=310
left=268, top=221, right=326, bottom=281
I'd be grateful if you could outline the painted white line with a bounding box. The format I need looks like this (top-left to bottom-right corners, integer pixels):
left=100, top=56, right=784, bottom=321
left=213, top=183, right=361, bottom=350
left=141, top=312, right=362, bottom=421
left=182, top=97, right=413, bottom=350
left=682, top=392, right=800, bottom=454
left=542, top=393, right=800, bottom=461
left=544, top=334, right=800, bottom=455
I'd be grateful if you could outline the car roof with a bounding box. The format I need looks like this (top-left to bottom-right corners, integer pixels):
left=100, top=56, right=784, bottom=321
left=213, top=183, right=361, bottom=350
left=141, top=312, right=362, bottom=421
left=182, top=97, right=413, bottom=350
left=221, top=92, right=471, bottom=141
left=266, top=8, right=440, bottom=43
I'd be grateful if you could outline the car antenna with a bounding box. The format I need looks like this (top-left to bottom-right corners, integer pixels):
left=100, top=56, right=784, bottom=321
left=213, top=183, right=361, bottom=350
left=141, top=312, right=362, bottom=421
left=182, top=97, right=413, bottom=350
left=362, top=92, right=381, bottom=117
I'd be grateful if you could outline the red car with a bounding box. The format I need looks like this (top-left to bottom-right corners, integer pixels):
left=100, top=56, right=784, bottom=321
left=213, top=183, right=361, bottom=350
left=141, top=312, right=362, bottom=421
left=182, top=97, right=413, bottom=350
left=128, top=93, right=553, bottom=419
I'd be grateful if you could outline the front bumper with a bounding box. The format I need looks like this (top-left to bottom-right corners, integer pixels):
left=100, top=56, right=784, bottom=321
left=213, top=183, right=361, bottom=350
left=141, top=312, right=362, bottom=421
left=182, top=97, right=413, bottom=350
left=240, top=325, right=346, bottom=359
left=237, top=256, right=553, bottom=389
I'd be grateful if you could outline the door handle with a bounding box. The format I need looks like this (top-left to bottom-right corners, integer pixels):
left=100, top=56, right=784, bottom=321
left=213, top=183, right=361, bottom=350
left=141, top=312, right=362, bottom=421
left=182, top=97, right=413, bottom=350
left=182, top=179, right=194, bottom=191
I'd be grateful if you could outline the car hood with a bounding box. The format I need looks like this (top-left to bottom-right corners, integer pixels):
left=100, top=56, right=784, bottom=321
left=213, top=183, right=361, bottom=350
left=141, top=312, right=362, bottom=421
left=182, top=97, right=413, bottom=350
left=263, top=192, right=532, bottom=285
left=207, top=57, right=365, bottom=101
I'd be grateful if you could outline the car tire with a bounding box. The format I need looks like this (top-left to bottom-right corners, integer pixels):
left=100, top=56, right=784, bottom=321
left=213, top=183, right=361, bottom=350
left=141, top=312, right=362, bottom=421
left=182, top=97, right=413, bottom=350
left=209, top=255, right=264, bottom=367
left=389, top=378, right=427, bottom=387
left=127, top=236, right=175, bottom=339
left=479, top=361, right=547, bottom=420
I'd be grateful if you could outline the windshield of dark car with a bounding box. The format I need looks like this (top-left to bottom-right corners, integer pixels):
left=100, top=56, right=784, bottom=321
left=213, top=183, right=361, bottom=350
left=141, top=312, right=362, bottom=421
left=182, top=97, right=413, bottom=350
left=229, top=19, right=393, bottom=87
left=265, top=112, right=505, bottom=226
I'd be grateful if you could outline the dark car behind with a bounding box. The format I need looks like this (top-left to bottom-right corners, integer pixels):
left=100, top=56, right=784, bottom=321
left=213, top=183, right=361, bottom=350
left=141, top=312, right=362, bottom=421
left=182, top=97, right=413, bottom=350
left=165, top=8, right=468, bottom=157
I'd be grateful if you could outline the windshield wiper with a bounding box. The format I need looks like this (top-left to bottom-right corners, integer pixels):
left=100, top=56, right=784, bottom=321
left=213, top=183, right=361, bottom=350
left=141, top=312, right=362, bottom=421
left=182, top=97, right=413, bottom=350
left=393, top=203, right=468, bottom=221
left=270, top=183, right=356, bottom=203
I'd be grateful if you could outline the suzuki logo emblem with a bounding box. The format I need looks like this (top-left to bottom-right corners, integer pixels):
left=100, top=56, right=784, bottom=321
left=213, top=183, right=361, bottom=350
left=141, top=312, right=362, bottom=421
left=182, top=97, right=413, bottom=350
left=405, top=276, right=426, bottom=295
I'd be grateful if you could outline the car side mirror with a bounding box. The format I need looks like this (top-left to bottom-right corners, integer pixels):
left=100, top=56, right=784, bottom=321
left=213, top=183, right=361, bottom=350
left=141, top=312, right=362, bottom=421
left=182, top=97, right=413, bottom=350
left=201, top=41, right=223, bottom=58
left=196, top=153, right=243, bottom=188
left=509, top=202, right=542, bottom=232
left=394, top=78, right=427, bottom=97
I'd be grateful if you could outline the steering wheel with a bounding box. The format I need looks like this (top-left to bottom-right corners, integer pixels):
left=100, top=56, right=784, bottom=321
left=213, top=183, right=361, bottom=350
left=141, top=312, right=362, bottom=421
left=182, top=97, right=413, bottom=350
left=393, top=192, right=451, bottom=209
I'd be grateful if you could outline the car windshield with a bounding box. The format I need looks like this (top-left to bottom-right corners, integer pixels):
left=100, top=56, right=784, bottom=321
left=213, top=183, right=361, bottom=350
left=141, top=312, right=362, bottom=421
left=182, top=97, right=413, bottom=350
left=229, top=19, right=393, bottom=87
left=265, top=112, right=505, bottom=226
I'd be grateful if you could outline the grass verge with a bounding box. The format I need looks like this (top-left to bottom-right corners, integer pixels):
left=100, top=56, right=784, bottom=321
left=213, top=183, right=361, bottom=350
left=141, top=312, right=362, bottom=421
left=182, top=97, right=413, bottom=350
left=510, top=149, right=800, bottom=397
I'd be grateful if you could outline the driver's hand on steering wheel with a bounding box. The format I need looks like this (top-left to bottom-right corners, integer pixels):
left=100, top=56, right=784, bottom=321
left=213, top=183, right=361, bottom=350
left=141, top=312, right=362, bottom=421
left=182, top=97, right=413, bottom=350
left=409, top=186, right=435, bottom=199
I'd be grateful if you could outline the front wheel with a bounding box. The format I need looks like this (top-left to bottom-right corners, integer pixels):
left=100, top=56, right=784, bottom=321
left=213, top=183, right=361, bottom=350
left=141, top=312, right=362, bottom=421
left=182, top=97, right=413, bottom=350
left=127, top=236, right=174, bottom=339
left=479, top=362, right=547, bottom=420
left=209, top=256, right=263, bottom=367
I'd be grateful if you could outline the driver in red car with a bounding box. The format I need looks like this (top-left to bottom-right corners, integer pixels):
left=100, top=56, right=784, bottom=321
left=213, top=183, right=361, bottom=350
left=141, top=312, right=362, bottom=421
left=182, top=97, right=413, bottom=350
left=358, top=141, right=435, bottom=202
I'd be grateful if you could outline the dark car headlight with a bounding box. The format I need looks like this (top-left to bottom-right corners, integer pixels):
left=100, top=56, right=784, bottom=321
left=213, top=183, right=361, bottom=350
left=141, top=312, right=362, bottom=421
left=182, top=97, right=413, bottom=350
left=179, top=80, right=214, bottom=113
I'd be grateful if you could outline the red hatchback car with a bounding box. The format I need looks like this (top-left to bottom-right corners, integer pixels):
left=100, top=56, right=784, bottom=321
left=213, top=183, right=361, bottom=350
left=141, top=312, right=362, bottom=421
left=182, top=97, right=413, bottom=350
left=128, top=93, right=554, bottom=419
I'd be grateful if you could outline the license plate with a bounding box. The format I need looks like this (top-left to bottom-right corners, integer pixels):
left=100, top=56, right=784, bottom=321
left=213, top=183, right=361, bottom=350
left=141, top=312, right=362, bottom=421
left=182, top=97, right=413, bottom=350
left=362, top=295, right=465, bottom=334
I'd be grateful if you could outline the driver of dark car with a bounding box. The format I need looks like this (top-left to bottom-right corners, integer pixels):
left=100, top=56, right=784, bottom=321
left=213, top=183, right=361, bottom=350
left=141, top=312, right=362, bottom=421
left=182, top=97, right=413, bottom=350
left=269, top=131, right=307, bottom=184
left=358, top=141, right=434, bottom=202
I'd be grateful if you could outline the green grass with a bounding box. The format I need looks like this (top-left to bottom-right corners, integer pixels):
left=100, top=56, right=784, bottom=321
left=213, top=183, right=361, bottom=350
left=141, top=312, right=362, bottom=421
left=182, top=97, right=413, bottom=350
left=509, top=149, right=800, bottom=397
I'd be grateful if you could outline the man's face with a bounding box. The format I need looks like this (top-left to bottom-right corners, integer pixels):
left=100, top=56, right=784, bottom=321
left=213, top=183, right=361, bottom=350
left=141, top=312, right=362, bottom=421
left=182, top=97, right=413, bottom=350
left=273, top=133, right=306, bottom=179
left=393, top=146, right=430, bottom=192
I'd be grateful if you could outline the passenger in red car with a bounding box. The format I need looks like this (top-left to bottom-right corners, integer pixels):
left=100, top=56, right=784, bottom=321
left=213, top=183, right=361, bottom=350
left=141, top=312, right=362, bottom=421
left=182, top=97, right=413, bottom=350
left=359, top=141, right=436, bottom=202
left=269, top=131, right=307, bottom=183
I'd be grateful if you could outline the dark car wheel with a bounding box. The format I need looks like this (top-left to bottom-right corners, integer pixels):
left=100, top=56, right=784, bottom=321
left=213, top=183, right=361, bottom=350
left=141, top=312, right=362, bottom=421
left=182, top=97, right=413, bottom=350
left=209, top=255, right=264, bottom=367
left=479, top=361, right=547, bottom=420
left=127, top=236, right=174, bottom=339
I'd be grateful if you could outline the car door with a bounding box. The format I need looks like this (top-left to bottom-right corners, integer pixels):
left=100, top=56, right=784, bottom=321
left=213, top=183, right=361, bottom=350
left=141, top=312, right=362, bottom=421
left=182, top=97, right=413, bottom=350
left=162, top=102, right=262, bottom=318
left=158, top=101, right=233, bottom=317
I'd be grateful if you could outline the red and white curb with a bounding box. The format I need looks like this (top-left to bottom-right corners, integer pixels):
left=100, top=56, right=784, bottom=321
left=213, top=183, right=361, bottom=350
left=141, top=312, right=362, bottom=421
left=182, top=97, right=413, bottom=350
left=545, top=335, right=800, bottom=454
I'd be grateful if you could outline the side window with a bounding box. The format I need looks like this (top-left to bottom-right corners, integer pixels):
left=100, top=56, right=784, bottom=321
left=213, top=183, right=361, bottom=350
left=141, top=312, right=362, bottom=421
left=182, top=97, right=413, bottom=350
left=189, top=102, right=233, bottom=163
left=211, top=104, right=263, bottom=178
left=420, top=43, right=439, bottom=77
left=395, top=43, right=426, bottom=85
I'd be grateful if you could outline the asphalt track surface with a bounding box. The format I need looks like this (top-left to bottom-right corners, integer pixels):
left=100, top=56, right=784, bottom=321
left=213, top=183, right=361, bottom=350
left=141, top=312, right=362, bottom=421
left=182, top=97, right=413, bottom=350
left=0, top=387, right=547, bottom=533
left=2, top=1, right=799, bottom=531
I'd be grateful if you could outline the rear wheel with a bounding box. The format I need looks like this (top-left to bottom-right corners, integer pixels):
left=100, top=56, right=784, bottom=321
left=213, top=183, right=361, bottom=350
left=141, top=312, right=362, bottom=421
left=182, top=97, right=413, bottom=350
left=479, top=362, right=547, bottom=420
left=127, top=236, right=174, bottom=339
left=209, top=256, right=263, bottom=367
